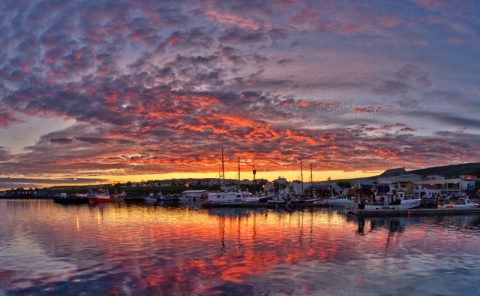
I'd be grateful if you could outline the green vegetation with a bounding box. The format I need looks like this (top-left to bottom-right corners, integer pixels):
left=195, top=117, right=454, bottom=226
left=409, top=163, right=480, bottom=178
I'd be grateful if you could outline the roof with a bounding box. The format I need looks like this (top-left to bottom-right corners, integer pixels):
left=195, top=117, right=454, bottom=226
left=310, top=183, right=343, bottom=191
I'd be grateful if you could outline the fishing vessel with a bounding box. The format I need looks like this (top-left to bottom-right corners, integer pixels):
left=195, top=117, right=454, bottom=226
left=205, top=149, right=257, bottom=205
left=87, top=188, right=110, bottom=203
left=354, top=184, right=421, bottom=210
left=207, top=186, right=257, bottom=204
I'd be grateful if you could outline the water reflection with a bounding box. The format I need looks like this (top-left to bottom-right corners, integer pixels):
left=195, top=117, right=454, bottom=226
left=1, top=200, right=480, bottom=295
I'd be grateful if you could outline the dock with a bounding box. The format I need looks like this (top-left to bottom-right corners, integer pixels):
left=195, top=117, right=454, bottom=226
left=201, top=202, right=332, bottom=209
left=347, top=207, right=480, bottom=217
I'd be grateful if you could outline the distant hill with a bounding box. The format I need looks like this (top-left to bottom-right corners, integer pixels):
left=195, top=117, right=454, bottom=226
left=409, top=163, right=480, bottom=178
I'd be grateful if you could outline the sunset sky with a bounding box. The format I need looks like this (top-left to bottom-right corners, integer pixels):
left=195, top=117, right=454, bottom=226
left=1, top=0, right=480, bottom=189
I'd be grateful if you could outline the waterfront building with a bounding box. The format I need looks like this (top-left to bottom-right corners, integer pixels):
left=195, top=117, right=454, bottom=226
left=3, top=188, right=49, bottom=198
left=412, top=184, right=442, bottom=198
left=274, top=177, right=288, bottom=186
left=306, top=182, right=343, bottom=197
left=287, top=181, right=304, bottom=195
left=414, top=176, right=476, bottom=196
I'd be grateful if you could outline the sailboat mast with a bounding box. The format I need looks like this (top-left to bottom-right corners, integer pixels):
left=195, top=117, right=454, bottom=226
left=310, top=162, right=313, bottom=197
left=300, top=159, right=304, bottom=196
left=221, top=148, right=225, bottom=186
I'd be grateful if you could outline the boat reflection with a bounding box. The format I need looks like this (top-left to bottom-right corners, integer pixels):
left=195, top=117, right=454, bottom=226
left=348, top=214, right=480, bottom=236
left=4, top=200, right=480, bottom=295
left=207, top=207, right=261, bottom=218
left=347, top=214, right=420, bottom=235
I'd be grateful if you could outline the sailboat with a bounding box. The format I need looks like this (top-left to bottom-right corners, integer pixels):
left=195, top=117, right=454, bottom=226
left=206, top=149, right=258, bottom=204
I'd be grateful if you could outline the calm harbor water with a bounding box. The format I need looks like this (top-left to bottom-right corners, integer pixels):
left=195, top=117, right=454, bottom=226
left=1, top=199, right=480, bottom=296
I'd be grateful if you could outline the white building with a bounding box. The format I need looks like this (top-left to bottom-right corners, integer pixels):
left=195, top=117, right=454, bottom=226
left=415, top=176, right=475, bottom=196
left=274, top=177, right=288, bottom=186
left=412, top=184, right=442, bottom=198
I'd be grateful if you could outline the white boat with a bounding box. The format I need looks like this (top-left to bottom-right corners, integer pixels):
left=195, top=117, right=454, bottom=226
left=439, top=197, right=479, bottom=209
left=111, top=191, right=126, bottom=202
left=267, top=196, right=287, bottom=205
left=355, top=185, right=421, bottom=210
left=267, top=190, right=290, bottom=205
left=144, top=193, right=158, bottom=204
left=158, top=192, right=177, bottom=201
left=325, top=195, right=356, bottom=207
left=87, top=188, right=110, bottom=203
left=207, top=186, right=257, bottom=204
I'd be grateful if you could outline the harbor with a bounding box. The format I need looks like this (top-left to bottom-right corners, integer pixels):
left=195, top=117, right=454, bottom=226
left=2, top=198, right=480, bottom=295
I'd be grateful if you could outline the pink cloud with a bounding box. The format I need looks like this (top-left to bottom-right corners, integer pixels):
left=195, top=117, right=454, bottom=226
left=446, top=36, right=465, bottom=45
left=413, top=0, right=448, bottom=12
left=377, top=16, right=402, bottom=28
left=414, top=39, right=428, bottom=46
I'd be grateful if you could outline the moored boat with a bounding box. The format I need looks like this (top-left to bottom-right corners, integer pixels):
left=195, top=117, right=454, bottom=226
left=87, top=188, right=110, bottom=203
left=325, top=195, right=356, bottom=207
left=53, top=193, right=89, bottom=204
left=158, top=192, right=178, bottom=201
left=144, top=193, right=158, bottom=204
left=354, top=184, right=421, bottom=210
left=267, top=196, right=287, bottom=205
left=207, top=186, right=257, bottom=204
left=111, top=191, right=126, bottom=202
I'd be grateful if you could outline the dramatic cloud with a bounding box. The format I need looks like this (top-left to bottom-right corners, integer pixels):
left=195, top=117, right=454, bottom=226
left=0, top=0, right=479, bottom=187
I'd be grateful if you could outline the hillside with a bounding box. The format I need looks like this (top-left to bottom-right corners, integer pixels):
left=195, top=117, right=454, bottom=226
left=409, top=162, right=480, bottom=178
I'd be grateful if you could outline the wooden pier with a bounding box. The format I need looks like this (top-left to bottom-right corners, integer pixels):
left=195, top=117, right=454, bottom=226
left=347, top=207, right=480, bottom=217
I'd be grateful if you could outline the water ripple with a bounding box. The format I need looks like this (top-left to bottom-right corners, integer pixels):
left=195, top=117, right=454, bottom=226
left=2, top=201, right=480, bottom=295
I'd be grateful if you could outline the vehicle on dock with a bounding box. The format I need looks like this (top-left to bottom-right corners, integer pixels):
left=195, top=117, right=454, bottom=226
left=439, top=197, right=479, bottom=209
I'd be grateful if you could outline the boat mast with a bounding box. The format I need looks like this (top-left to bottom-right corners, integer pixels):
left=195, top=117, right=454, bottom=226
left=238, top=157, right=240, bottom=181
left=221, top=148, right=225, bottom=186
left=310, top=162, right=313, bottom=197
left=253, top=164, right=256, bottom=194
left=300, top=159, right=304, bottom=196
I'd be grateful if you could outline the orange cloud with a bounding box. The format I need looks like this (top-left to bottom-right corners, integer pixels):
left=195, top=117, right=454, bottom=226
left=205, top=10, right=262, bottom=31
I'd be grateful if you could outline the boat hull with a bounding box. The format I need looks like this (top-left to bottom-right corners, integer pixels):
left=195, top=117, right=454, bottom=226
left=88, top=196, right=110, bottom=203
left=358, top=199, right=421, bottom=210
